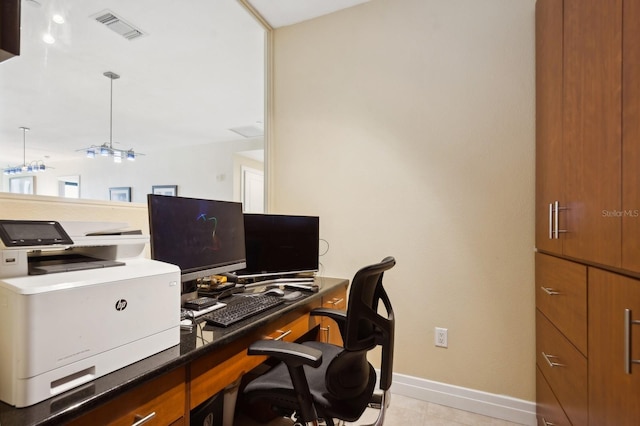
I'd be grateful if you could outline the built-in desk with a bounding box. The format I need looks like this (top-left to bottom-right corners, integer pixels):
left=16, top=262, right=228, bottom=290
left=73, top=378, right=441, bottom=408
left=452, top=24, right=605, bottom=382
left=0, top=277, right=348, bottom=426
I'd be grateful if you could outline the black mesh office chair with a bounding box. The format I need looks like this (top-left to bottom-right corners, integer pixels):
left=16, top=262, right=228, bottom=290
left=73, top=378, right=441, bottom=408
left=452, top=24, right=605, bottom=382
left=243, top=256, right=396, bottom=426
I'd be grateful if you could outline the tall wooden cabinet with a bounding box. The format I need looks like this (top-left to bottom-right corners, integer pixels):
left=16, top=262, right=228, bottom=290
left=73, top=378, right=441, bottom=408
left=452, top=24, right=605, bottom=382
left=622, top=0, right=640, bottom=272
left=535, top=0, right=622, bottom=267
left=536, top=0, right=640, bottom=424
left=535, top=0, right=564, bottom=256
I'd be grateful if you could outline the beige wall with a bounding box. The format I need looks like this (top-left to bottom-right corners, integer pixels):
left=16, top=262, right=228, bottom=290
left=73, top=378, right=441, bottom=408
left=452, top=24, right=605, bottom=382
left=269, top=0, right=536, bottom=401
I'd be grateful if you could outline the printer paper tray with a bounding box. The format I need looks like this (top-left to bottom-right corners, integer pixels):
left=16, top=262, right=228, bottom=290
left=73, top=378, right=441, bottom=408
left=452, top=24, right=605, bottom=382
left=28, top=254, right=124, bottom=275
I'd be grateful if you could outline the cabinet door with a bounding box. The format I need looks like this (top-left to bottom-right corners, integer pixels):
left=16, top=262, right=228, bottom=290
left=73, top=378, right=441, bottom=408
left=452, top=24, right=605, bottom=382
left=589, top=268, right=640, bottom=425
left=535, top=0, right=564, bottom=255
left=562, top=0, right=622, bottom=266
left=622, top=0, right=640, bottom=272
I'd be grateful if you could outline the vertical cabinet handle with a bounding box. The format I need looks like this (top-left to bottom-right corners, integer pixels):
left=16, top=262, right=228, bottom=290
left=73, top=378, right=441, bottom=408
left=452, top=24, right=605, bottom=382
left=320, top=325, right=331, bottom=342
left=624, top=309, right=640, bottom=374
left=549, top=203, right=554, bottom=239
left=548, top=201, right=567, bottom=239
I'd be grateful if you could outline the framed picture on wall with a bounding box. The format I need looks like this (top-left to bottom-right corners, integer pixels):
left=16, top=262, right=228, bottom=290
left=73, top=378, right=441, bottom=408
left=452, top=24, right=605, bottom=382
left=9, top=176, right=35, bottom=194
left=152, top=185, right=178, bottom=196
left=109, top=187, right=131, bottom=202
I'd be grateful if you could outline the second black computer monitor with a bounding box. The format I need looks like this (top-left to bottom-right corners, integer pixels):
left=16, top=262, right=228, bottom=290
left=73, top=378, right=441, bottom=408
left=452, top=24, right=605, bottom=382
left=238, top=213, right=320, bottom=279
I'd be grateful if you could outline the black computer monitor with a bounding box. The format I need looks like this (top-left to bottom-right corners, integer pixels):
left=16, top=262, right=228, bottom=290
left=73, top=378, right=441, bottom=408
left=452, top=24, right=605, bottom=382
left=237, top=213, right=319, bottom=279
left=147, top=194, right=246, bottom=283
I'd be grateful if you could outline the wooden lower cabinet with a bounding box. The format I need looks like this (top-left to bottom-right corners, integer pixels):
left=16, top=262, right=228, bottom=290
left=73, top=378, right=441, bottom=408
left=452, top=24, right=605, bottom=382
left=536, top=253, right=640, bottom=424
left=588, top=268, right=640, bottom=426
left=67, top=366, right=186, bottom=426
left=535, top=253, right=587, bottom=425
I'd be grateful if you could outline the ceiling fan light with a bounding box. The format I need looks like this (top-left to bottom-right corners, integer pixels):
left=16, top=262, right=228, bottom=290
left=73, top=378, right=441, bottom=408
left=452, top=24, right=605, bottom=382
left=79, top=73, right=143, bottom=163
left=39, top=164, right=46, bottom=171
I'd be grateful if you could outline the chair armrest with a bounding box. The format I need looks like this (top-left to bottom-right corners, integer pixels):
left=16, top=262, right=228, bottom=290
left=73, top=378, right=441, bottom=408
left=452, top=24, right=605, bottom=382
left=248, top=339, right=322, bottom=368
left=310, top=308, right=347, bottom=323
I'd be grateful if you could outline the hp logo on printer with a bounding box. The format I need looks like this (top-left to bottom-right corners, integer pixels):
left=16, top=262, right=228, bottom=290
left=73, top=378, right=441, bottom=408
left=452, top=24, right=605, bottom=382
left=115, top=299, right=128, bottom=311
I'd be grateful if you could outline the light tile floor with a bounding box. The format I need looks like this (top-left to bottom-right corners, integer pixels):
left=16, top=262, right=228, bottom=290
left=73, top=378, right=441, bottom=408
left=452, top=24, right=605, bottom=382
left=234, top=393, right=525, bottom=426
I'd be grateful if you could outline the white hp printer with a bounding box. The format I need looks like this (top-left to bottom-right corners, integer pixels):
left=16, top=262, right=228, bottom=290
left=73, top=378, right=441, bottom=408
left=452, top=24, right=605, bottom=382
left=0, top=220, right=180, bottom=407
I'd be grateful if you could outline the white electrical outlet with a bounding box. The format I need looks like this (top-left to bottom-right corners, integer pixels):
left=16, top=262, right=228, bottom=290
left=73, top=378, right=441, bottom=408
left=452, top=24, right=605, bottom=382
left=435, top=327, right=448, bottom=348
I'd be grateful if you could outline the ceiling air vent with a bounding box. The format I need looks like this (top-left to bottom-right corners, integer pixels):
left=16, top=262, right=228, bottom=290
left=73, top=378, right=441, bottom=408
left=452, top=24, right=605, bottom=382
left=91, top=10, right=146, bottom=41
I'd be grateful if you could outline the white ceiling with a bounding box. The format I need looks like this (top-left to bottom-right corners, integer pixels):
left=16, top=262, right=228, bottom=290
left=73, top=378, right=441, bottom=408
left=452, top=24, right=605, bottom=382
left=0, top=0, right=369, bottom=168
left=247, top=0, right=370, bottom=28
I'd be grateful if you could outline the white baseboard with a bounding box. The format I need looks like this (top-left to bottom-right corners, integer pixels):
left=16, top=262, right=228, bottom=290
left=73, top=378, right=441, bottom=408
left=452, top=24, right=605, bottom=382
left=389, top=372, right=537, bottom=426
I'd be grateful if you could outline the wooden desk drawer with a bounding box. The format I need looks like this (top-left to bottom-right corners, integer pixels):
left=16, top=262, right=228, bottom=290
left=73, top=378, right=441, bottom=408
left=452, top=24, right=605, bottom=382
left=536, top=310, right=586, bottom=426
left=536, top=253, right=587, bottom=355
left=67, top=367, right=186, bottom=426
left=536, top=367, right=571, bottom=426
left=189, top=307, right=318, bottom=410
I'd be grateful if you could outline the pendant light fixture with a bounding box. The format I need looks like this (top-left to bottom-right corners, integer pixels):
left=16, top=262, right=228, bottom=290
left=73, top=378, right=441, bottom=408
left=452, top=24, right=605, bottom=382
left=79, top=71, right=143, bottom=162
left=3, top=127, right=47, bottom=175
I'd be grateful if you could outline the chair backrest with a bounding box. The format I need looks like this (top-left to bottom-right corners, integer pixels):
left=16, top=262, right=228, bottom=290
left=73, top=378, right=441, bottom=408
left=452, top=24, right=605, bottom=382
left=342, top=256, right=396, bottom=391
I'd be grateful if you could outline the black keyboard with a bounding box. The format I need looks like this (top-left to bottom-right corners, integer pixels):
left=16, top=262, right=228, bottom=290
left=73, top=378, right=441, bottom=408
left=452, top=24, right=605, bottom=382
left=202, top=295, right=284, bottom=327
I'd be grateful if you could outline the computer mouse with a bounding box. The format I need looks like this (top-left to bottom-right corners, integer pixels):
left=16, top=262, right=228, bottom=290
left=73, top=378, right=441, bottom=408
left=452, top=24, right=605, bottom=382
left=264, top=288, right=285, bottom=297
left=283, top=291, right=303, bottom=301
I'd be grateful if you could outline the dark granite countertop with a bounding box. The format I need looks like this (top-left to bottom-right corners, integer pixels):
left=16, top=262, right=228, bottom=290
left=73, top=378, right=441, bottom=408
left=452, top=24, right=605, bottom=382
left=0, top=277, right=347, bottom=426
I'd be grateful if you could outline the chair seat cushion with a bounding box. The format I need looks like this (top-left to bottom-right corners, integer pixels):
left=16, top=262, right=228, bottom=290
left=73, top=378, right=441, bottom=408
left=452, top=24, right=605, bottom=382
left=243, top=341, right=376, bottom=422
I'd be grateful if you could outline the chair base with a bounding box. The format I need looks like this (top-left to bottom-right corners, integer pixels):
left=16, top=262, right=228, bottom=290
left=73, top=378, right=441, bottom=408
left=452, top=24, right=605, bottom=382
left=291, top=390, right=391, bottom=426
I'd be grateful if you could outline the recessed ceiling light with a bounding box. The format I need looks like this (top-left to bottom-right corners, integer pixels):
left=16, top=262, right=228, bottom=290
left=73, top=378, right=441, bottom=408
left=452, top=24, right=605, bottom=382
left=52, top=14, right=65, bottom=24
left=42, top=33, right=55, bottom=44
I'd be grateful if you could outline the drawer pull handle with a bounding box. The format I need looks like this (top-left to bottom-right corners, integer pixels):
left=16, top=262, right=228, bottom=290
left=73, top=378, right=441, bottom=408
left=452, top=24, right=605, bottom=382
left=624, top=309, right=640, bottom=374
left=274, top=329, right=292, bottom=341
left=328, top=298, right=344, bottom=306
left=542, top=352, right=564, bottom=368
left=541, top=418, right=555, bottom=426
left=132, top=412, right=156, bottom=426
left=540, top=287, right=560, bottom=296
